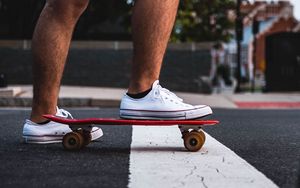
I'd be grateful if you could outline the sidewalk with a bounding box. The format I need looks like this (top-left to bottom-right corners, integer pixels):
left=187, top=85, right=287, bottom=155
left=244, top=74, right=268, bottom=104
left=0, top=85, right=300, bottom=109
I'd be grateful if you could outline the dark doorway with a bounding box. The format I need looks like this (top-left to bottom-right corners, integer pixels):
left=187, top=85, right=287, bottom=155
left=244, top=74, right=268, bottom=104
left=265, top=32, right=300, bottom=91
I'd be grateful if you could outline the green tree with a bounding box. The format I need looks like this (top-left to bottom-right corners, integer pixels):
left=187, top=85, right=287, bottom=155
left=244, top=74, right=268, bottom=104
left=0, top=0, right=235, bottom=41
left=171, top=0, right=236, bottom=42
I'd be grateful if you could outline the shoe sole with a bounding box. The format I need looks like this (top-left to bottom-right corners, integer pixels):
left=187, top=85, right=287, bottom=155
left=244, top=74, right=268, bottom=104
left=120, top=106, right=212, bottom=120
left=23, top=127, right=103, bottom=144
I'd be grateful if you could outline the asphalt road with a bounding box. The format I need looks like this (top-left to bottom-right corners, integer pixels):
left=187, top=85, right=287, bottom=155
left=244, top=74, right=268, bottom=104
left=208, top=109, right=300, bottom=188
left=0, top=108, right=299, bottom=188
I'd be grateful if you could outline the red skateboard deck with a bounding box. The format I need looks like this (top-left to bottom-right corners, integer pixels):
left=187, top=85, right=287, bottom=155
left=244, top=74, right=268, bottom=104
left=43, top=114, right=219, bottom=126
left=43, top=114, right=219, bottom=152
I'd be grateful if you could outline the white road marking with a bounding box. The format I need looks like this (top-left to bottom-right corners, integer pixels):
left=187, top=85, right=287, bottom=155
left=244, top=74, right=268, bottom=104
left=128, top=126, right=278, bottom=188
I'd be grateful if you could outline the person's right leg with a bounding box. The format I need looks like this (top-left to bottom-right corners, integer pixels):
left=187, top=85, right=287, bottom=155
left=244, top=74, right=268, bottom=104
left=24, top=0, right=103, bottom=143
left=30, top=0, right=89, bottom=123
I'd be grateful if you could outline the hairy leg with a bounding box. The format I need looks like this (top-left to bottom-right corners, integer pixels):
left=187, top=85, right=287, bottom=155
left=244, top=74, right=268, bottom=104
left=128, top=0, right=179, bottom=94
left=30, top=0, right=89, bottom=122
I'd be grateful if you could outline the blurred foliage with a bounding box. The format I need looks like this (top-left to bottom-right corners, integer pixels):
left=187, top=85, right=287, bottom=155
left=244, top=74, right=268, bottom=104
left=0, top=0, right=235, bottom=42
left=0, top=0, right=131, bottom=40
left=74, top=1, right=131, bottom=40
left=0, top=0, right=45, bottom=39
left=172, top=0, right=236, bottom=42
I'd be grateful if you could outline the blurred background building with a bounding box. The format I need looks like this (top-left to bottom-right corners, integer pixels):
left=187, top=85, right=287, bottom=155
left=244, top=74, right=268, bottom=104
left=226, top=0, right=300, bottom=91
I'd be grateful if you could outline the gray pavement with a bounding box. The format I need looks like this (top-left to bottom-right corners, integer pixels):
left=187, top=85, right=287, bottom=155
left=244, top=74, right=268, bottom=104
left=208, top=109, right=300, bottom=188
left=1, top=85, right=300, bottom=108
left=0, top=85, right=300, bottom=187
left=0, top=108, right=131, bottom=188
left=0, top=108, right=299, bottom=188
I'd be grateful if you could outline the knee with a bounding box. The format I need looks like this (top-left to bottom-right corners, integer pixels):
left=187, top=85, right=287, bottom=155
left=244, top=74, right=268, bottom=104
left=46, top=0, right=89, bottom=18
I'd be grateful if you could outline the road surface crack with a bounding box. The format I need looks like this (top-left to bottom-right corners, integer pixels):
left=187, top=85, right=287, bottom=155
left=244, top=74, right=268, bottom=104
left=207, top=165, right=227, bottom=178
left=184, top=166, right=197, bottom=179
left=200, top=176, right=208, bottom=188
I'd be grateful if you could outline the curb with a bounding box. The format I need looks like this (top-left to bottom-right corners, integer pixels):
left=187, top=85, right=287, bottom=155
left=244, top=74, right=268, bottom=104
left=0, top=98, right=120, bottom=108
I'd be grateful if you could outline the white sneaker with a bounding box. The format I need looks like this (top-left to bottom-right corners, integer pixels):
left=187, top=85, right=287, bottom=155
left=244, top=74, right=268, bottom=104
left=120, top=80, right=212, bottom=120
left=23, top=107, right=103, bottom=144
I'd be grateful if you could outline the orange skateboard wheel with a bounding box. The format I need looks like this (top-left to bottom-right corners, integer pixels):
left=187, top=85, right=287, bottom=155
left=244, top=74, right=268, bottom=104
left=63, top=132, right=84, bottom=150
left=183, top=131, right=205, bottom=152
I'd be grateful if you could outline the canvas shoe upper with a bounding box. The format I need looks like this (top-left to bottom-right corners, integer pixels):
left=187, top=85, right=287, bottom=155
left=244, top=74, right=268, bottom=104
left=120, top=80, right=212, bottom=119
left=23, top=107, right=103, bottom=144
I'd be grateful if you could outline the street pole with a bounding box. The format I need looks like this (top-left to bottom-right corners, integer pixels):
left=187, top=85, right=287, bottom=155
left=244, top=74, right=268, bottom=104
left=251, top=36, right=256, bottom=93
left=235, top=0, right=243, bottom=93
left=251, top=19, right=259, bottom=93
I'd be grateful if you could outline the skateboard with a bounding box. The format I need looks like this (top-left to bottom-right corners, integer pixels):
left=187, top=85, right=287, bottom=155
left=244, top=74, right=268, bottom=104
left=43, top=115, right=219, bottom=152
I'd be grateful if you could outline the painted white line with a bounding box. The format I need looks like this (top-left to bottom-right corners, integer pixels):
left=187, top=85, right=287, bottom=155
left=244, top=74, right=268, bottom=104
left=128, top=126, right=278, bottom=188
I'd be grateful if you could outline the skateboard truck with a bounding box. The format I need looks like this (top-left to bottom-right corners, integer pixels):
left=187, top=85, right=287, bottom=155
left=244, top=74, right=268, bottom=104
left=62, top=124, right=93, bottom=150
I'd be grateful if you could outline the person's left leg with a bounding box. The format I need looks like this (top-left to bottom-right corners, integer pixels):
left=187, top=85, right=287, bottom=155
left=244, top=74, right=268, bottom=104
left=128, top=0, right=179, bottom=94
left=120, top=0, right=212, bottom=120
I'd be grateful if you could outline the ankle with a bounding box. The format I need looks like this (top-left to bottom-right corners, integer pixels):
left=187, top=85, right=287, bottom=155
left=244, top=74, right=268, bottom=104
left=128, top=79, right=156, bottom=94
left=30, top=116, right=49, bottom=124
left=30, top=106, right=57, bottom=123
left=127, top=87, right=152, bottom=99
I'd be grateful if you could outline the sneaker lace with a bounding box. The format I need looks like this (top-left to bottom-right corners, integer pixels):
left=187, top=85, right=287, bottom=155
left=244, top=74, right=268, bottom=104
left=155, top=85, right=183, bottom=102
left=57, top=108, right=73, bottom=119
